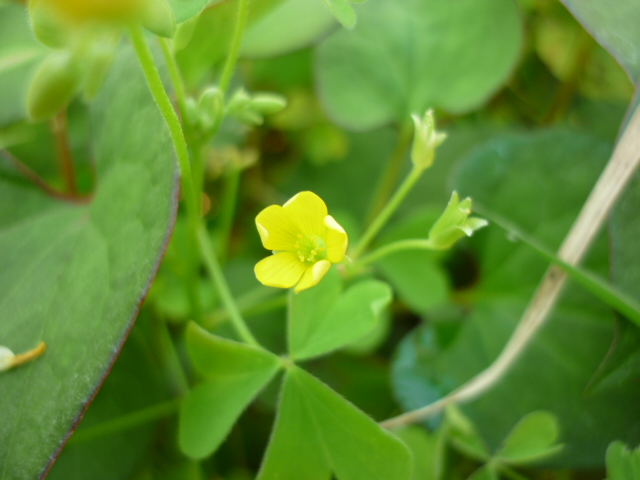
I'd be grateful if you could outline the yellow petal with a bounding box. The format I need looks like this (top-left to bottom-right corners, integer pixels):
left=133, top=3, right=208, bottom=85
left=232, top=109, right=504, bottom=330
left=294, top=259, right=331, bottom=292
left=324, top=215, right=348, bottom=263
left=255, top=252, right=306, bottom=288
left=283, top=191, right=328, bottom=238
left=255, top=205, right=299, bottom=251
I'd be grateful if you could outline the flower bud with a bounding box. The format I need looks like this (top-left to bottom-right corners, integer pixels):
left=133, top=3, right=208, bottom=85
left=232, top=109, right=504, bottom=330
left=27, top=51, right=79, bottom=121
left=226, top=88, right=252, bottom=114
left=250, top=93, right=287, bottom=115
left=138, top=0, right=176, bottom=39
left=410, top=109, right=447, bottom=171
left=428, top=191, right=488, bottom=249
left=198, top=86, right=224, bottom=131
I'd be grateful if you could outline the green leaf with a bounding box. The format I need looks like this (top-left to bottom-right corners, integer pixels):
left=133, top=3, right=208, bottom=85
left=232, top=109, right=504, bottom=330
left=315, top=0, right=522, bottom=130
left=258, top=366, right=413, bottom=480
left=47, top=317, right=168, bottom=480
left=0, top=47, right=178, bottom=479
left=392, top=130, right=640, bottom=467
left=466, top=464, right=498, bottom=480
left=288, top=270, right=393, bottom=361
left=241, top=0, right=336, bottom=58
left=495, top=411, right=563, bottom=464
left=168, top=0, right=210, bottom=23
left=560, top=0, right=640, bottom=82
left=395, top=426, right=446, bottom=480
left=321, top=0, right=356, bottom=28
left=446, top=405, right=490, bottom=462
left=606, top=441, right=640, bottom=480
left=0, top=3, right=47, bottom=126
left=179, top=323, right=281, bottom=459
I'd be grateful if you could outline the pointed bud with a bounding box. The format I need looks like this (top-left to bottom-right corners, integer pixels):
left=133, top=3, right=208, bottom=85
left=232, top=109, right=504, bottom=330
left=428, top=191, right=488, bottom=249
left=139, top=0, right=176, bottom=38
left=27, top=52, right=79, bottom=121
left=250, top=93, right=287, bottom=115
left=198, top=86, right=224, bottom=131
left=226, top=88, right=252, bottom=114
left=411, top=109, right=447, bottom=171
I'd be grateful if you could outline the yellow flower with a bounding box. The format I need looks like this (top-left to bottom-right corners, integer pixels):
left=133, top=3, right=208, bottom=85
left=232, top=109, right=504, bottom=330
left=254, top=191, right=348, bottom=292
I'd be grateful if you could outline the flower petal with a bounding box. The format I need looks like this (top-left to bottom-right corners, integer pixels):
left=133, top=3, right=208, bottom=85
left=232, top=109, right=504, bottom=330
left=294, top=259, right=331, bottom=292
left=255, top=252, right=306, bottom=288
left=283, top=191, right=328, bottom=238
left=324, top=215, right=348, bottom=263
left=255, top=205, right=299, bottom=251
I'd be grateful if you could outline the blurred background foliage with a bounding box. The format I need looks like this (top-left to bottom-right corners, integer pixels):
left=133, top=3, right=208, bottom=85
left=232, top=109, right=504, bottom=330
left=1, top=0, right=639, bottom=478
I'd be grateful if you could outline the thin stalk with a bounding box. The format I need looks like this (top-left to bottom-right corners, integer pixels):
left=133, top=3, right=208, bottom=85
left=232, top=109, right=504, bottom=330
left=204, top=290, right=287, bottom=329
left=356, top=239, right=435, bottom=267
left=52, top=110, right=77, bottom=195
left=197, top=224, right=259, bottom=346
left=217, top=167, right=242, bottom=263
left=68, top=398, right=182, bottom=445
left=129, top=25, right=199, bottom=224
left=154, top=317, right=190, bottom=395
left=364, top=125, right=413, bottom=226
left=351, top=165, right=423, bottom=259
left=132, top=26, right=257, bottom=346
left=158, top=37, right=188, bottom=119
left=218, top=0, right=251, bottom=94
left=380, top=103, right=640, bottom=431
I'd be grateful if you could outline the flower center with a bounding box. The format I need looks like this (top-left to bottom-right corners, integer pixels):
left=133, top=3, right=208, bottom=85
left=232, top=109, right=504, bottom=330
left=294, top=234, right=327, bottom=264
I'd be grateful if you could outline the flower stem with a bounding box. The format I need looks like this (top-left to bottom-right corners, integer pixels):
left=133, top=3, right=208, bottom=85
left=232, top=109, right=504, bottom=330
left=351, top=165, right=423, bottom=259
left=158, top=37, right=188, bottom=122
left=217, top=167, right=242, bottom=263
left=129, top=25, right=199, bottom=224
left=364, top=124, right=413, bottom=226
left=197, top=224, right=259, bottom=346
left=356, top=239, right=436, bottom=267
left=68, top=398, right=182, bottom=445
left=131, top=26, right=258, bottom=347
left=218, top=0, right=251, bottom=94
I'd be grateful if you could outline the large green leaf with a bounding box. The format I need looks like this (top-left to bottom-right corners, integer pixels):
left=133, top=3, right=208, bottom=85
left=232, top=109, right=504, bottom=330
left=315, top=0, right=522, bottom=130
left=241, top=0, right=336, bottom=58
left=392, top=130, right=640, bottom=467
left=179, top=323, right=281, bottom=459
left=0, top=47, right=178, bottom=479
left=258, top=366, right=412, bottom=480
left=559, top=0, right=640, bottom=83
left=288, top=269, right=392, bottom=361
left=0, top=3, right=47, bottom=126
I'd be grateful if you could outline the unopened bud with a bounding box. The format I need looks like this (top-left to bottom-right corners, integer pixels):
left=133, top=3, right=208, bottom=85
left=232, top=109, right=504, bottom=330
left=27, top=52, right=79, bottom=121
left=428, top=191, right=488, bottom=249
left=139, top=0, right=176, bottom=38
left=198, top=86, right=224, bottom=131
left=226, top=88, right=252, bottom=115
left=250, top=93, right=287, bottom=115
left=411, top=109, right=446, bottom=171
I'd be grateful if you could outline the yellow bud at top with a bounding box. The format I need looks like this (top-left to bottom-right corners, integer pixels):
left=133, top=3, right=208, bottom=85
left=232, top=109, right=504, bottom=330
left=31, top=0, right=144, bottom=25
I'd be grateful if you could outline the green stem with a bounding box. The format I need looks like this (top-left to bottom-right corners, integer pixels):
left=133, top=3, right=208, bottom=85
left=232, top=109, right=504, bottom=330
left=217, top=167, right=242, bottom=263
left=132, top=26, right=258, bottom=346
left=68, top=398, right=182, bottom=445
left=356, top=239, right=436, bottom=267
left=197, top=224, right=259, bottom=346
left=204, top=289, right=286, bottom=329
left=364, top=125, right=413, bottom=226
left=351, top=165, right=423, bottom=259
left=218, top=0, right=251, bottom=94
left=486, top=211, right=640, bottom=327
left=158, top=37, right=188, bottom=120
left=154, top=316, right=190, bottom=395
left=129, top=25, right=199, bottom=224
